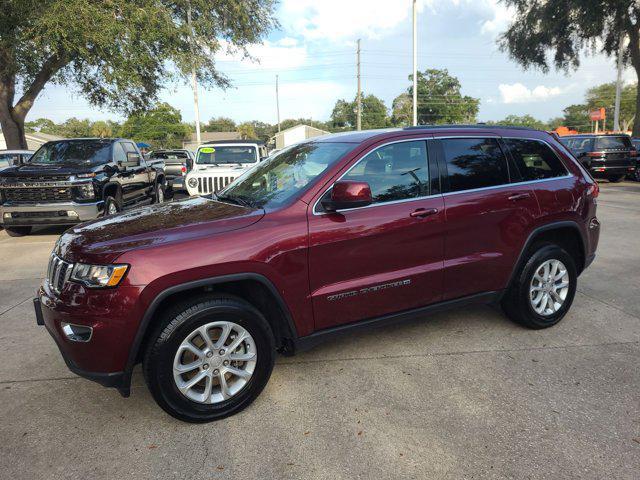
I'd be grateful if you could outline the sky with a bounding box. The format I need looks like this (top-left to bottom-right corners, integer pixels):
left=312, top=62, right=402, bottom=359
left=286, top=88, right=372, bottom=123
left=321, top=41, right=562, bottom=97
left=27, top=0, right=637, bottom=126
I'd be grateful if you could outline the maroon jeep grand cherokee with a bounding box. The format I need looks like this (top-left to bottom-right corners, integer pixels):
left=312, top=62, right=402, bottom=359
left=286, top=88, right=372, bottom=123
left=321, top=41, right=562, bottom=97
left=35, top=126, right=600, bottom=422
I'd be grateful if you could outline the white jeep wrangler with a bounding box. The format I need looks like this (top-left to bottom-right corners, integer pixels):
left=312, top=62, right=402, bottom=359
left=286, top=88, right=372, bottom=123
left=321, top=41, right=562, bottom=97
left=186, top=141, right=268, bottom=196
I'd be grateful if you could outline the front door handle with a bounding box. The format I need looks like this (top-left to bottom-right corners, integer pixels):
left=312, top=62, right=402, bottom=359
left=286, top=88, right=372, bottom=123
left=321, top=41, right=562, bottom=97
left=410, top=208, right=439, bottom=218
left=508, top=193, right=531, bottom=201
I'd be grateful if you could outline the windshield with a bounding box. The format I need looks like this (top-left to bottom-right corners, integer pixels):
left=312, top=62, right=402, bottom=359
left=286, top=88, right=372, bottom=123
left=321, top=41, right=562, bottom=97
left=29, top=140, right=112, bottom=165
left=594, top=136, right=632, bottom=150
left=196, top=146, right=258, bottom=165
left=217, top=142, right=355, bottom=209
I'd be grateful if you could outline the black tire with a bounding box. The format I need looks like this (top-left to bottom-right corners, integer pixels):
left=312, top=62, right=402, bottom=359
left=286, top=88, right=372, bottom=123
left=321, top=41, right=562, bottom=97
left=143, top=293, right=275, bottom=423
left=633, top=168, right=640, bottom=182
left=103, top=196, right=120, bottom=216
left=153, top=181, right=166, bottom=204
left=4, top=226, right=32, bottom=237
left=501, top=244, right=577, bottom=329
left=608, top=175, right=625, bottom=183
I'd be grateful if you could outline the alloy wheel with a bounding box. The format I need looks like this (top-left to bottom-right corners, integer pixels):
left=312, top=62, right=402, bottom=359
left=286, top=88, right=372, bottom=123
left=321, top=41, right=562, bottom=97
left=173, top=321, right=257, bottom=404
left=529, top=259, right=570, bottom=316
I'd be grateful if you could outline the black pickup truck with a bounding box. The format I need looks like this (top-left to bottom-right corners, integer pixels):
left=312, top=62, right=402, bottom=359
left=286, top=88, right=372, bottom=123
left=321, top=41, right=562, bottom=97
left=0, top=138, right=166, bottom=237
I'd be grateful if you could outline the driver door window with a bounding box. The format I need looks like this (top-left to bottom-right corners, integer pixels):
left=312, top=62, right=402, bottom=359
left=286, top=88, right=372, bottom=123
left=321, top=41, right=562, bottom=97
left=113, top=143, right=127, bottom=163
left=343, top=141, right=429, bottom=203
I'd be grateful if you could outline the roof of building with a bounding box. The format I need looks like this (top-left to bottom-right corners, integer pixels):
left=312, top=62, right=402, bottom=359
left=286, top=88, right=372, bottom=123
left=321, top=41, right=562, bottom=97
left=273, top=124, right=330, bottom=136
left=188, top=131, right=241, bottom=142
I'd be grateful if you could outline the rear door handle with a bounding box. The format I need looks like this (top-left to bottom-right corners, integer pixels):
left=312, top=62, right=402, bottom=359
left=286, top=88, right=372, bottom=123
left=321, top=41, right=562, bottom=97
left=508, top=193, right=531, bottom=201
left=410, top=208, right=439, bottom=218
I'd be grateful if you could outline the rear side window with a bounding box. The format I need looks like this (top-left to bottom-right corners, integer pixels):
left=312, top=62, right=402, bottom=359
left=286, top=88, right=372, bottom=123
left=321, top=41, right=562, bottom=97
left=441, top=138, right=509, bottom=192
left=504, top=139, right=567, bottom=181
left=594, top=136, right=631, bottom=150
left=344, top=141, right=429, bottom=203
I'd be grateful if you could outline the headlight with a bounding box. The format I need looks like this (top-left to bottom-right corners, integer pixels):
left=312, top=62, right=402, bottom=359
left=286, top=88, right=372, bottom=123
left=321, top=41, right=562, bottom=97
left=188, top=177, right=198, bottom=188
left=75, top=183, right=95, bottom=199
left=70, top=263, right=128, bottom=288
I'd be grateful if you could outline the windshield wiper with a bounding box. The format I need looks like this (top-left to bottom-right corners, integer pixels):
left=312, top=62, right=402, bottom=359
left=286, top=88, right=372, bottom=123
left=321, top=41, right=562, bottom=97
left=214, top=192, right=254, bottom=208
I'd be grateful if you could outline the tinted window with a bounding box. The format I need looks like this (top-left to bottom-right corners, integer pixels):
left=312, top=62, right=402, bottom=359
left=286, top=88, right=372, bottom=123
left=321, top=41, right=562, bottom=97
left=562, top=137, right=593, bottom=152
left=122, top=142, right=138, bottom=153
left=441, top=138, right=508, bottom=192
left=343, top=141, right=429, bottom=203
left=504, top=139, right=567, bottom=181
left=594, top=136, right=632, bottom=150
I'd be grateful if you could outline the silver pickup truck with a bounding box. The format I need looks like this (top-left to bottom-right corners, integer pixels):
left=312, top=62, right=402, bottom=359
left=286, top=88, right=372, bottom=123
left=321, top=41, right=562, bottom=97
left=147, top=149, right=194, bottom=193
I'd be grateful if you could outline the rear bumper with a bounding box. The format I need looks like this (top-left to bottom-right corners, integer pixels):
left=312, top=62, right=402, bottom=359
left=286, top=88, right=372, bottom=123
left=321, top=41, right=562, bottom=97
left=589, top=165, right=635, bottom=178
left=167, top=176, right=185, bottom=190
left=0, top=201, right=101, bottom=226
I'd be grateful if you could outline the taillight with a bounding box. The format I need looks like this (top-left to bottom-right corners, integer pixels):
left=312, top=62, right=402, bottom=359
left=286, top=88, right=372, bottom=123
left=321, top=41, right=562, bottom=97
left=630, top=149, right=637, bottom=157
left=587, top=152, right=604, bottom=158
left=586, top=182, right=599, bottom=198
left=181, top=166, right=187, bottom=175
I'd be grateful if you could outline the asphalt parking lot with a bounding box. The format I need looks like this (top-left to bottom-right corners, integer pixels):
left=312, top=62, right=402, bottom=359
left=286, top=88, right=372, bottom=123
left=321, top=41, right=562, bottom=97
left=0, top=183, right=638, bottom=480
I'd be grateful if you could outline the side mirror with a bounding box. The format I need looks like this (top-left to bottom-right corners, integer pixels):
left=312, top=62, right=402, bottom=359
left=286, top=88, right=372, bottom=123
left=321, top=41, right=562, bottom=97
left=321, top=181, right=372, bottom=212
left=118, top=152, right=141, bottom=169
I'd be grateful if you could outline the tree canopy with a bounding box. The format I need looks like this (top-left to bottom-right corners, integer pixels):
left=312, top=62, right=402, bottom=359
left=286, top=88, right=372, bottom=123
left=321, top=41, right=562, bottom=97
left=494, top=114, right=549, bottom=130
left=330, top=94, right=390, bottom=130
left=119, top=103, right=191, bottom=149
left=0, top=0, right=278, bottom=148
left=499, top=1, right=640, bottom=135
left=403, top=69, right=480, bottom=125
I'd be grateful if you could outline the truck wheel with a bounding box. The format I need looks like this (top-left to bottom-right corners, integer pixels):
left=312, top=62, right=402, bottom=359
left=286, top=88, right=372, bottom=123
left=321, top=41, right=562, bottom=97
left=633, top=169, right=640, bottom=182
left=4, top=226, right=32, bottom=237
left=153, top=181, right=166, bottom=204
left=143, top=293, right=275, bottom=423
left=608, top=175, right=625, bottom=183
left=501, top=244, right=577, bottom=329
left=104, top=196, right=120, bottom=216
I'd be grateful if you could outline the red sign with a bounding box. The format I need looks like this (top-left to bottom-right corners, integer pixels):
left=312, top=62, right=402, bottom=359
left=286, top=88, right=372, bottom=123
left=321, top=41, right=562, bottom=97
left=589, top=108, right=606, bottom=121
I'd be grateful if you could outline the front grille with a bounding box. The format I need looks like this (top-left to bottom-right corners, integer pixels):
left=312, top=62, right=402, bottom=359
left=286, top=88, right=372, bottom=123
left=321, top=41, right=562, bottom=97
left=47, top=254, right=74, bottom=294
left=10, top=175, right=70, bottom=183
left=197, top=176, right=235, bottom=194
left=3, top=187, right=73, bottom=203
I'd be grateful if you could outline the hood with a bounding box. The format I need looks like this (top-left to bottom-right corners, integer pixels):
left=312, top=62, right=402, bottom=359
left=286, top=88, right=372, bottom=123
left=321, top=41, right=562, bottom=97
left=191, top=164, right=250, bottom=173
left=0, top=163, right=99, bottom=179
left=56, top=197, right=264, bottom=263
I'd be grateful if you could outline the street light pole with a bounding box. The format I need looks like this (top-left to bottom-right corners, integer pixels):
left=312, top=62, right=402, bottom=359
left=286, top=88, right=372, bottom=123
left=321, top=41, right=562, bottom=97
left=356, top=39, right=362, bottom=131
left=412, top=0, right=418, bottom=126
left=187, top=1, right=201, bottom=145
left=276, top=75, right=281, bottom=132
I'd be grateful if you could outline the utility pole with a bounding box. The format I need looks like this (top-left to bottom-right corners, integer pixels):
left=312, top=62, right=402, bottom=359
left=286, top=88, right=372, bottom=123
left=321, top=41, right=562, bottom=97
left=276, top=75, right=281, bottom=132
left=356, top=39, right=362, bottom=131
left=187, top=1, right=201, bottom=145
left=613, top=32, right=625, bottom=132
left=412, top=0, right=418, bottom=126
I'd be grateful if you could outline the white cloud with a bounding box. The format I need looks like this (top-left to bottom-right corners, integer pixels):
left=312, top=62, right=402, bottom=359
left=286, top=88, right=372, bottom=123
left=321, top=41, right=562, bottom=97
left=215, top=39, right=308, bottom=71
left=479, top=1, right=514, bottom=36
left=499, top=83, right=568, bottom=104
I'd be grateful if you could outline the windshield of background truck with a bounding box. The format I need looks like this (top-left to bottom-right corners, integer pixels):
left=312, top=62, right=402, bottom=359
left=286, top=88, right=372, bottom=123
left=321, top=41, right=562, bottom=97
left=28, top=140, right=112, bottom=165
left=196, top=146, right=257, bottom=165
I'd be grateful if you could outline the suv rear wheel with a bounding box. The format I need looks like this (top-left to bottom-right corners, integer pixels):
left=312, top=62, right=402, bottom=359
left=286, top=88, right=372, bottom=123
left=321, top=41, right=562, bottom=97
left=502, top=244, right=577, bottom=329
left=4, top=226, right=32, bottom=237
left=143, top=294, right=275, bottom=422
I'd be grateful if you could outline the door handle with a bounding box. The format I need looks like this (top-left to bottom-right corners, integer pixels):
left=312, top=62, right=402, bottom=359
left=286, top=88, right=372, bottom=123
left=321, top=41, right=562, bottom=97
left=508, top=193, right=531, bottom=201
left=410, top=208, right=439, bottom=218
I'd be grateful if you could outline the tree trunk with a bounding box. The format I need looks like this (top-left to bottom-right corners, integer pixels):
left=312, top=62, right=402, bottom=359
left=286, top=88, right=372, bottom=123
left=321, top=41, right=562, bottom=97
left=634, top=80, right=640, bottom=137
left=0, top=109, right=27, bottom=150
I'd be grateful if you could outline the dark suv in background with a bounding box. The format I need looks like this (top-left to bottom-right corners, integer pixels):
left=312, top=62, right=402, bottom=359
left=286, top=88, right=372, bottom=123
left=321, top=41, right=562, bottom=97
left=560, top=134, right=636, bottom=182
left=0, top=138, right=166, bottom=236
left=35, top=126, right=600, bottom=422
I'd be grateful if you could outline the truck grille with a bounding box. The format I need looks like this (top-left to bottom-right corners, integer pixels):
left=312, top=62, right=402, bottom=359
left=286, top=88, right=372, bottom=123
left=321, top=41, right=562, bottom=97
left=47, top=254, right=74, bottom=294
left=3, top=187, right=73, bottom=203
left=197, top=176, right=235, bottom=194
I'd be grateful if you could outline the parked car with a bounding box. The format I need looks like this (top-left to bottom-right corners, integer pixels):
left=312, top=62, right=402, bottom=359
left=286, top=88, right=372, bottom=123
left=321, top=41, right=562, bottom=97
left=0, top=150, right=33, bottom=170
left=631, top=138, right=640, bottom=181
left=560, top=134, right=636, bottom=182
left=148, top=149, right=194, bottom=192
left=185, top=140, right=268, bottom=196
left=0, top=138, right=166, bottom=237
left=34, top=125, right=600, bottom=422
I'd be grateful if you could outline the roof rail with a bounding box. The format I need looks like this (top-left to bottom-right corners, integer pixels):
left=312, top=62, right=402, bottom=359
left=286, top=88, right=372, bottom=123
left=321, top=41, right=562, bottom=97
left=402, top=124, right=539, bottom=132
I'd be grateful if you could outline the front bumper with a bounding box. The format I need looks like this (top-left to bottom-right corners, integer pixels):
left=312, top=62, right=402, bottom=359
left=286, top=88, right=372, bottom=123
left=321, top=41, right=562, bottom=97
left=0, top=201, right=101, bottom=226
left=35, top=280, right=145, bottom=396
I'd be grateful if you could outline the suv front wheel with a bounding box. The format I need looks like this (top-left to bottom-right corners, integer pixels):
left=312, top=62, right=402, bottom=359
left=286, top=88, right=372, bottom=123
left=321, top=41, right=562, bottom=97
left=502, top=244, right=577, bottom=329
left=143, top=293, right=275, bottom=422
